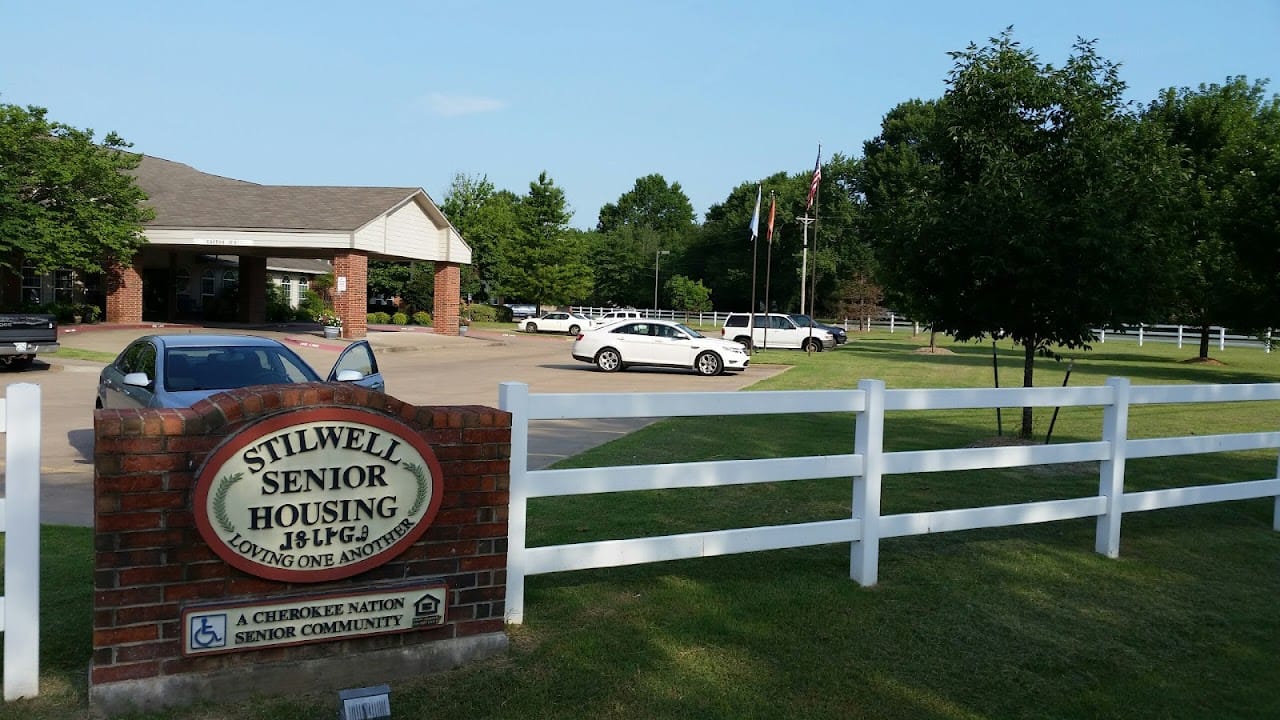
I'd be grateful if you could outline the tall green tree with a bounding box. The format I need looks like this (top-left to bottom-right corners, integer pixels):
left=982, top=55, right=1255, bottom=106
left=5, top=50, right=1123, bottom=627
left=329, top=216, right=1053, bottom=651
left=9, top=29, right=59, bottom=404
left=865, top=31, right=1179, bottom=437
left=593, top=174, right=697, bottom=308
left=440, top=174, right=521, bottom=303
left=859, top=99, right=944, bottom=327
left=597, top=173, right=696, bottom=235
left=587, top=223, right=659, bottom=307
left=506, top=172, right=593, bottom=307
left=691, top=156, right=867, bottom=318
left=0, top=102, right=152, bottom=280
left=1143, top=77, right=1280, bottom=356
left=1230, top=89, right=1280, bottom=328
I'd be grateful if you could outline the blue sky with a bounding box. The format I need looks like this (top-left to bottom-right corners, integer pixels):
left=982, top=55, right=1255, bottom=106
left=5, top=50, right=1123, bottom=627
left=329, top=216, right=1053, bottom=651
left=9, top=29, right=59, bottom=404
left=3, top=1, right=1277, bottom=230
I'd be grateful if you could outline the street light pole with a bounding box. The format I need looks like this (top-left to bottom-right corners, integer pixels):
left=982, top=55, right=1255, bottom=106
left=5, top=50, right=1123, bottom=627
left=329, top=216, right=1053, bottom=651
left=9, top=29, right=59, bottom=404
left=654, top=249, right=670, bottom=316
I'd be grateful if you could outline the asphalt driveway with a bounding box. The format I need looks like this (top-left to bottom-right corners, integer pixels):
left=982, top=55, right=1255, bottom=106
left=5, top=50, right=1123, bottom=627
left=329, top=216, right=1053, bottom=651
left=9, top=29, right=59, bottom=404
left=0, top=324, right=782, bottom=526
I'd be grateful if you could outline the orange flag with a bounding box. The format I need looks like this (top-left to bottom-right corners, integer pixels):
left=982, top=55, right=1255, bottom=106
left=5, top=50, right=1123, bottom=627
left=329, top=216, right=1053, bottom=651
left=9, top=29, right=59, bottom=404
left=767, top=193, right=776, bottom=243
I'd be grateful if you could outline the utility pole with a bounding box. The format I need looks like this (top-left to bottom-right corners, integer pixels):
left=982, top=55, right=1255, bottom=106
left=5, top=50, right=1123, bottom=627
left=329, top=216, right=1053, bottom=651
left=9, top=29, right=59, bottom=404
left=798, top=214, right=814, bottom=312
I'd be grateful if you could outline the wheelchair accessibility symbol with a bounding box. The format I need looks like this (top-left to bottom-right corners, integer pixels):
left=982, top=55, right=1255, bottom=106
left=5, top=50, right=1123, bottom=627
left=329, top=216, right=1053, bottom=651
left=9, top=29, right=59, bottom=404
left=189, top=613, right=227, bottom=650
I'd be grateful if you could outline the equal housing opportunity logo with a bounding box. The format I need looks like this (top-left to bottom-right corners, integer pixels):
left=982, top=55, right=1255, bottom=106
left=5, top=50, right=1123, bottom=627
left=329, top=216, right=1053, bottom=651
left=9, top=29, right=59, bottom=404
left=193, top=407, right=445, bottom=583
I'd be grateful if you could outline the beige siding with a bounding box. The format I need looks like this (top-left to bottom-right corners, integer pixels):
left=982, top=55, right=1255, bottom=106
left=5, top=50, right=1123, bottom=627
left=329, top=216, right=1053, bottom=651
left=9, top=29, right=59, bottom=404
left=384, top=201, right=434, bottom=257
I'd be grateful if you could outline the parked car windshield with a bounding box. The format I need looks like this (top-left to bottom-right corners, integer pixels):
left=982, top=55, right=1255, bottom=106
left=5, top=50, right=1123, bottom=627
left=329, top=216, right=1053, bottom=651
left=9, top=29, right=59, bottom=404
left=164, top=346, right=320, bottom=392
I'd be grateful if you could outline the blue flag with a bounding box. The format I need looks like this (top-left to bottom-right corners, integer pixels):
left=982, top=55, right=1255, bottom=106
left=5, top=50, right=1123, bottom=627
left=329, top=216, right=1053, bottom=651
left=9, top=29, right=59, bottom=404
left=749, top=185, right=761, bottom=241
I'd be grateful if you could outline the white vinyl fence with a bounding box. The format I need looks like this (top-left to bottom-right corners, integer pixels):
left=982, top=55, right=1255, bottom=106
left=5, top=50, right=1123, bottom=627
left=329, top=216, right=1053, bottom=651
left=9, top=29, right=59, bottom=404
left=499, top=379, right=1280, bottom=625
left=1, top=383, right=40, bottom=700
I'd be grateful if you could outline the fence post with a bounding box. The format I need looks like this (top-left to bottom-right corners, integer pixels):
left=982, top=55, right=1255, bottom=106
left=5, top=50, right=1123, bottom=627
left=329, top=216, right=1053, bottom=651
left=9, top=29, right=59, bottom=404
left=889, top=313, right=896, bottom=333
left=1274, top=450, right=1279, bottom=532
left=3, top=383, right=41, bottom=700
left=499, top=382, right=530, bottom=625
left=1177, top=325, right=1184, bottom=349
left=1095, top=377, right=1130, bottom=559
left=1219, top=326, right=1226, bottom=351
left=1138, top=326, right=1144, bottom=347
left=851, top=379, right=884, bottom=586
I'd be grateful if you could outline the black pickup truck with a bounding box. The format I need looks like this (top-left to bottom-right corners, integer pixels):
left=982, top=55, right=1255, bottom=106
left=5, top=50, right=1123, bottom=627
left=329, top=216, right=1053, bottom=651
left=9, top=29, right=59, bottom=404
left=0, top=313, right=59, bottom=370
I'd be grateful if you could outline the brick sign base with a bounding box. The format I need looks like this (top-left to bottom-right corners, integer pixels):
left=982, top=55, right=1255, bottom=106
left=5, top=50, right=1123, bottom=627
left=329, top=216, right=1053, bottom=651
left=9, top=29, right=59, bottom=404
left=90, top=383, right=510, bottom=715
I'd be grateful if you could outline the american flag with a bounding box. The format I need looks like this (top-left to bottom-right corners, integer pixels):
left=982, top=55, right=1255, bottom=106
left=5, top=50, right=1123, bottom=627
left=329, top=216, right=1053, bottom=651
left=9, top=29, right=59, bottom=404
left=805, top=145, right=822, bottom=210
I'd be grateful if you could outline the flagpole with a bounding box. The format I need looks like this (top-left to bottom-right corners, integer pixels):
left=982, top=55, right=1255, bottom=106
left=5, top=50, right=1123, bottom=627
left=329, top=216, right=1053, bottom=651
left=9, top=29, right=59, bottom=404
left=805, top=144, right=822, bottom=354
left=763, top=191, right=775, bottom=350
left=747, top=185, right=761, bottom=354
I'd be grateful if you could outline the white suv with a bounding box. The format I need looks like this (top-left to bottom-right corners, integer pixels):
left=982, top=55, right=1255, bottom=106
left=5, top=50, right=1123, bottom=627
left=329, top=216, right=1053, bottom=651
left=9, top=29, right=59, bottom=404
left=591, top=309, right=644, bottom=328
left=721, top=312, right=835, bottom=351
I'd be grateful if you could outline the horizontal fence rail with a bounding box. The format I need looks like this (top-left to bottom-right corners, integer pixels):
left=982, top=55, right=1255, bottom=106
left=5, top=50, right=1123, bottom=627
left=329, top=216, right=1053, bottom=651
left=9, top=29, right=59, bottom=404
left=499, top=378, right=1280, bottom=624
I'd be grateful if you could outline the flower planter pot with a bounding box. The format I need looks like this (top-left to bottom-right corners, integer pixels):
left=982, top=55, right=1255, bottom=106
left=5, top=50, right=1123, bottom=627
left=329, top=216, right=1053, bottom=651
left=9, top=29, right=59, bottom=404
left=323, top=326, right=341, bottom=339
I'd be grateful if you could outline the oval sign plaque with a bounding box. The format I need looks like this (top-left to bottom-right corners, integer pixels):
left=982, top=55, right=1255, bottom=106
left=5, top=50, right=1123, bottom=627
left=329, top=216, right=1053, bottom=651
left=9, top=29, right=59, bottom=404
left=193, top=407, right=444, bottom=583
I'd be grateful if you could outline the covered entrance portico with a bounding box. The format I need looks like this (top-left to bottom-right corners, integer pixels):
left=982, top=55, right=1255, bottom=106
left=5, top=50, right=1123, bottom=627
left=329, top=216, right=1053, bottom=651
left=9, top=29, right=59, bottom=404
left=106, top=156, right=471, bottom=338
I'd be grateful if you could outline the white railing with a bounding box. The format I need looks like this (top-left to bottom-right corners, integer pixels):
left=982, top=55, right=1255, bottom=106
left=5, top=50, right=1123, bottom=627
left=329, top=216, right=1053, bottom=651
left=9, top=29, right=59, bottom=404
left=1, top=383, right=40, bottom=700
left=499, top=379, right=1280, bottom=624
left=571, top=309, right=1272, bottom=351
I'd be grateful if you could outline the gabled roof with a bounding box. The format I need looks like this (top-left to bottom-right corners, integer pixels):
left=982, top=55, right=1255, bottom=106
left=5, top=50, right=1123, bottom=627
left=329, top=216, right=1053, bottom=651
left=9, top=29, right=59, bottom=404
left=131, top=155, right=423, bottom=232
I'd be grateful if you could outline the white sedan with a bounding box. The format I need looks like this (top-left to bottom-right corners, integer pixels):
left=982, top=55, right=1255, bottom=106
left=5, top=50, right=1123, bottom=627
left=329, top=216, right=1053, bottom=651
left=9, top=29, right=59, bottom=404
left=517, top=311, right=592, bottom=335
left=572, top=319, right=750, bottom=376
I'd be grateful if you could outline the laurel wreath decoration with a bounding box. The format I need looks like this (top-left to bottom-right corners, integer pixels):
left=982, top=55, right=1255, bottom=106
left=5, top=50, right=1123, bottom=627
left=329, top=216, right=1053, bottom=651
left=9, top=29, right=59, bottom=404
left=213, top=472, right=243, bottom=533
left=403, top=462, right=429, bottom=515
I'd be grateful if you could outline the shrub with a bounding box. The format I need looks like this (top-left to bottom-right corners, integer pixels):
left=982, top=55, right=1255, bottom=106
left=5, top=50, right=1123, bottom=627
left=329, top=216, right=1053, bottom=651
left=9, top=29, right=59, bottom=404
left=463, top=303, right=497, bottom=323
left=412, top=311, right=432, bottom=326
left=391, top=312, right=409, bottom=325
left=266, top=284, right=294, bottom=322
left=367, top=311, right=391, bottom=325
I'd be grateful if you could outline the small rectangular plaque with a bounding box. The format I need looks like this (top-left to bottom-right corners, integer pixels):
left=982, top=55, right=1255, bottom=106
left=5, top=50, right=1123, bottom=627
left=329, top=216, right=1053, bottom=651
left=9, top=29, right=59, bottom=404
left=181, top=582, right=446, bottom=656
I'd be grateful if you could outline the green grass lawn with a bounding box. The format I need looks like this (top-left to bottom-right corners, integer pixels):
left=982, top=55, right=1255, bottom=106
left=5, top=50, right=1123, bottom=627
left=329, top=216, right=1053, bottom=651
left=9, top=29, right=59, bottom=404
left=4, top=331, right=1279, bottom=719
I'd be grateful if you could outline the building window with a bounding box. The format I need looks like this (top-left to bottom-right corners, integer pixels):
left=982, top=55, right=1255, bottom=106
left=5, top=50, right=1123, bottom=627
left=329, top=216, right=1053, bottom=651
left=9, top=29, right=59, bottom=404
left=175, top=267, right=191, bottom=297
left=21, top=262, right=41, bottom=306
left=222, top=269, right=239, bottom=292
left=202, top=269, right=217, bottom=305
left=54, top=269, right=76, bottom=304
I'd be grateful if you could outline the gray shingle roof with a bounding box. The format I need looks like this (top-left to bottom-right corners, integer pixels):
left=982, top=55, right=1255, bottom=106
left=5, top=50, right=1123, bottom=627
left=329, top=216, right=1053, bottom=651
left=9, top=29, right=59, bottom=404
left=131, top=155, right=422, bottom=232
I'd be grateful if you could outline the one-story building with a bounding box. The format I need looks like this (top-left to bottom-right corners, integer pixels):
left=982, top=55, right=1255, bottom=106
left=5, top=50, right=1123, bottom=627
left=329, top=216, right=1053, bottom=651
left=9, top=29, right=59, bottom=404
left=10, top=155, right=471, bottom=338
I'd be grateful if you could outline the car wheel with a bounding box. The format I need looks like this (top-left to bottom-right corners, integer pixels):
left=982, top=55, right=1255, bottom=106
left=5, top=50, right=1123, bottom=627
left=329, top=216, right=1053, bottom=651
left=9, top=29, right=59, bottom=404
left=803, top=338, right=824, bottom=352
left=734, top=335, right=753, bottom=350
left=694, top=351, right=723, bottom=376
left=568, top=324, right=580, bottom=335
left=595, top=348, right=623, bottom=372
left=525, top=323, right=538, bottom=333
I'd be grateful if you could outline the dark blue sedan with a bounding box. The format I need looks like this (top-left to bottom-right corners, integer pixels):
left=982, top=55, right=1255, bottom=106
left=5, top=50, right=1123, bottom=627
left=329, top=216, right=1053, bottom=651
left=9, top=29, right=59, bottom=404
left=96, top=334, right=384, bottom=409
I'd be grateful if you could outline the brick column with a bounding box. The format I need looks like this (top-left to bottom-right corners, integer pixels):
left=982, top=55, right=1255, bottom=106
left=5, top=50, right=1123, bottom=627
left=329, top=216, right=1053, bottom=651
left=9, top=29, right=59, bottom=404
left=433, top=262, right=461, bottom=336
left=332, top=251, right=368, bottom=339
left=238, top=256, right=267, bottom=324
left=90, top=385, right=511, bottom=713
left=105, top=257, right=144, bottom=324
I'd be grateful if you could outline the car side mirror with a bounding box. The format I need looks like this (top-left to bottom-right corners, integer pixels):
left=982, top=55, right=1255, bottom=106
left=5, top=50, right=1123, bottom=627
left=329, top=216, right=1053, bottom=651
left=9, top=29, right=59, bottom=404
left=334, top=369, right=364, bottom=382
left=123, top=372, right=152, bottom=388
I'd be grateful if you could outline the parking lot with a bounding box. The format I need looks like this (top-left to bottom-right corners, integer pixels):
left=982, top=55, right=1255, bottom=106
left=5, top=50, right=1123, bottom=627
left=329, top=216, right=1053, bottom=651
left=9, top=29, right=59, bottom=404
left=0, top=324, right=781, bottom=526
